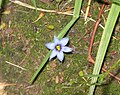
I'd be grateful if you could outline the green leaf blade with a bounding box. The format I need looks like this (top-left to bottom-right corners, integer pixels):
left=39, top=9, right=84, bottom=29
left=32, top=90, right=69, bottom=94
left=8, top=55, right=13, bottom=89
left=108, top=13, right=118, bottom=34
left=88, top=3, right=120, bottom=95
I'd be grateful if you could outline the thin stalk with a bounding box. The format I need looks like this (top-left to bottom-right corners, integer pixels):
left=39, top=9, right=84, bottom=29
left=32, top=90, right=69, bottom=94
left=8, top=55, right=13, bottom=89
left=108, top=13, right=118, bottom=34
left=0, top=0, right=2, bottom=9
left=88, top=3, right=120, bottom=95
left=29, top=0, right=83, bottom=84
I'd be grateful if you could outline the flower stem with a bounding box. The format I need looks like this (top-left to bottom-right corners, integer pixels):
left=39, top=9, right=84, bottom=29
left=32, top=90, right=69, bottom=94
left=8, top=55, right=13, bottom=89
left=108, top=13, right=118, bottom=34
left=29, top=0, right=83, bottom=84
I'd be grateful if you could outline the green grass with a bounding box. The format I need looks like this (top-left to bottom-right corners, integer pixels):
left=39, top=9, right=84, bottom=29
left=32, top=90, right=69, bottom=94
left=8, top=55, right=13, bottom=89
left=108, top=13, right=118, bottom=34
left=88, top=3, right=120, bottom=95
left=0, top=0, right=120, bottom=95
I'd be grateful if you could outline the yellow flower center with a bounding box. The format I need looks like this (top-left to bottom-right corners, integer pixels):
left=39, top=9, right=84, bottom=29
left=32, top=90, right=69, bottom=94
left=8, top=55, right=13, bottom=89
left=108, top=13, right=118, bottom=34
left=56, top=45, right=61, bottom=51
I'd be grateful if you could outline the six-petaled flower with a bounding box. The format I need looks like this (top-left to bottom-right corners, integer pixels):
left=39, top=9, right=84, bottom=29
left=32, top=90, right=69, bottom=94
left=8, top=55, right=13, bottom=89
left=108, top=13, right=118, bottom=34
left=45, top=36, right=72, bottom=62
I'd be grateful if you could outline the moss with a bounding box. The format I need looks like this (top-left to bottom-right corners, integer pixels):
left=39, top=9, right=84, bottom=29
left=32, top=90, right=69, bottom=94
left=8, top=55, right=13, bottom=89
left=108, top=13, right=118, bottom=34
left=0, top=0, right=120, bottom=95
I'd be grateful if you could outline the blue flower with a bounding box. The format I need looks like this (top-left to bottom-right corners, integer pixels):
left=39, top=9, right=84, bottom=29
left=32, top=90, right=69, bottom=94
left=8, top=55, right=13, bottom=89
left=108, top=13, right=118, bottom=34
left=45, top=36, right=72, bottom=62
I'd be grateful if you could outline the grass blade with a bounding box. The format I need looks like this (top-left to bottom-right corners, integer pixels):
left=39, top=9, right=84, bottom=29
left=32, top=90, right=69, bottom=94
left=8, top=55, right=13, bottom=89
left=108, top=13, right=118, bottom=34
left=31, top=0, right=37, bottom=11
left=0, top=0, right=2, bottom=9
left=88, top=3, right=120, bottom=95
left=29, top=0, right=83, bottom=84
left=112, top=0, right=120, bottom=5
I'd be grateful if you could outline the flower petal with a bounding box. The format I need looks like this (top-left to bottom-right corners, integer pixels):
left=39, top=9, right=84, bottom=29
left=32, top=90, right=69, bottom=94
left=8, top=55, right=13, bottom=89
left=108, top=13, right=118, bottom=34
left=62, top=46, right=72, bottom=52
left=54, top=35, right=60, bottom=44
left=45, top=42, right=55, bottom=50
left=49, top=49, right=58, bottom=60
left=57, top=51, right=64, bottom=62
left=60, top=37, right=69, bottom=46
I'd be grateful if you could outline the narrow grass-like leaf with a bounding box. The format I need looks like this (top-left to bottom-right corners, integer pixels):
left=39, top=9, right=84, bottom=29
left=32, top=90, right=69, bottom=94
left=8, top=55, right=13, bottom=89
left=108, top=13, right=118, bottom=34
left=57, top=0, right=81, bottom=39
left=112, top=0, right=120, bottom=5
left=31, top=0, right=37, bottom=11
left=88, top=3, right=120, bottom=95
left=98, top=59, right=120, bottom=83
left=0, top=0, right=2, bottom=9
left=29, top=0, right=83, bottom=84
left=81, top=58, right=120, bottom=86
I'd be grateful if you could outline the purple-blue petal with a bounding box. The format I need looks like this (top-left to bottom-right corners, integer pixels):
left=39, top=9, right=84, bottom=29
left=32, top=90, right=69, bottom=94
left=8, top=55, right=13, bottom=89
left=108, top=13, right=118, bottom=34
left=57, top=51, right=64, bottom=62
left=45, top=42, right=55, bottom=50
left=60, top=37, right=69, bottom=46
left=62, top=46, right=72, bottom=52
left=54, top=35, right=60, bottom=44
left=49, top=49, right=58, bottom=60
